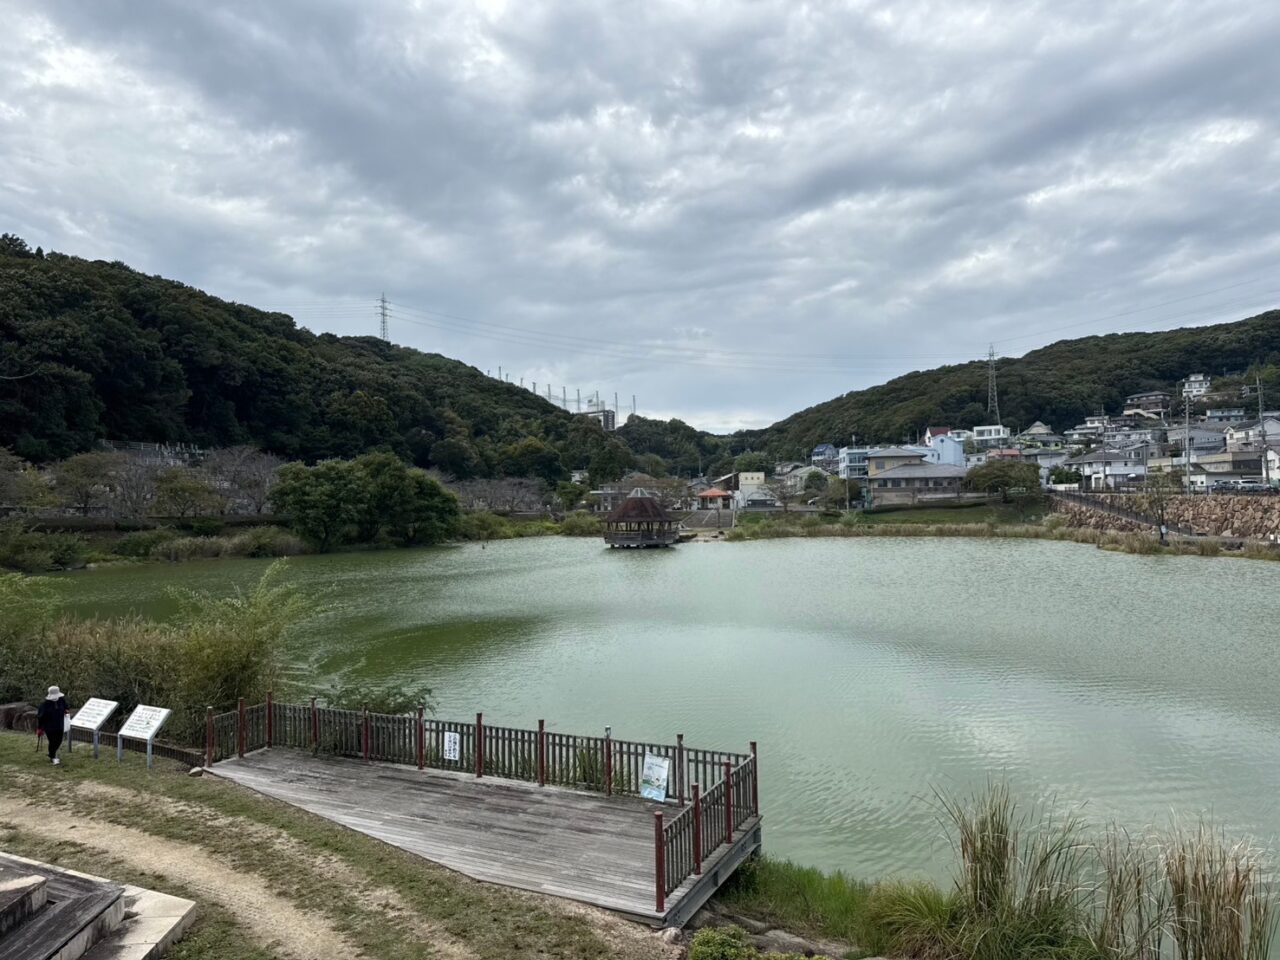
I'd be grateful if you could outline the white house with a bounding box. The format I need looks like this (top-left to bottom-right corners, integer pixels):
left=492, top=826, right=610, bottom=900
left=920, top=435, right=966, bottom=467
left=1062, top=447, right=1153, bottom=490
left=1182, top=373, right=1211, bottom=399
left=972, top=424, right=1011, bottom=448
left=1225, top=417, right=1280, bottom=449
left=837, top=444, right=871, bottom=480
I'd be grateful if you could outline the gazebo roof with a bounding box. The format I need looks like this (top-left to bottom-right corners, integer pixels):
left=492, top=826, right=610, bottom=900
left=606, top=489, right=674, bottom=523
left=698, top=487, right=730, bottom=498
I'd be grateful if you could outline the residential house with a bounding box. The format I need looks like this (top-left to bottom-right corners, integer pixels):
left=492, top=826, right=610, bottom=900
left=1062, top=447, right=1154, bottom=490
left=810, top=443, right=839, bottom=471
left=948, top=428, right=975, bottom=444
left=923, top=435, right=966, bottom=467
left=773, top=461, right=807, bottom=477
left=1164, top=424, right=1226, bottom=454
left=1191, top=450, right=1263, bottom=484
left=1015, top=421, right=1063, bottom=447
left=923, top=427, right=951, bottom=446
left=1123, top=391, right=1171, bottom=418
left=778, top=464, right=830, bottom=494
left=868, top=462, right=968, bottom=504
left=712, top=470, right=768, bottom=509
left=1065, top=414, right=1110, bottom=445
left=1224, top=417, right=1280, bottom=449
left=866, top=447, right=929, bottom=477
left=972, top=424, right=1011, bottom=448
left=837, top=443, right=871, bottom=480
left=1103, top=421, right=1164, bottom=446
left=1022, top=447, right=1068, bottom=483
left=1182, top=373, right=1211, bottom=399
left=1203, top=407, right=1246, bottom=423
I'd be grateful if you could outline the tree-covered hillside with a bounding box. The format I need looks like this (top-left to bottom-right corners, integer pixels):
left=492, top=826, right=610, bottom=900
left=0, top=235, right=635, bottom=481
left=741, top=311, right=1280, bottom=457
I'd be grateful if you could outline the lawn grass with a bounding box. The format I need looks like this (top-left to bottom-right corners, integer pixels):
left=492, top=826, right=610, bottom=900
left=0, top=732, right=641, bottom=960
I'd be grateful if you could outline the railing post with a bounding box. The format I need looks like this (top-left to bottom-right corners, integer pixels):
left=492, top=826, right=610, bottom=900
left=266, top=689, right=273, bottom=748
left=676, top=733, right=685, bottom=804
left=310, top=697, right=318, bottom=750
left=604, top=725, right=612, bottom=796
left=750, top=740, right=759, bottom=816
left=475, top=712, right=484, bottom=778
left=537, top=719, right=546, bottom=787
left=692, top=782, right=702, bottom=875
left=362, top=706, right=370, bottom=763
left=237, top=697, right=245, bottom=759
left=654, top=811, right=665, bottom=914
left=416, top=706, right=425, bottom=770
left=724, top=760, right=734, bottom=844
left=205, top=706, right=213, bottom=767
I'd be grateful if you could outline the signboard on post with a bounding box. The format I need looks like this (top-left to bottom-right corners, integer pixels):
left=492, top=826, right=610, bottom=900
left=442, top=731, right=461, bottom=762
left=640, top=752, right=670, bottom=803
left=70, top=698, right=119, bottom=759
left=117, top=704, right=171, bottom=768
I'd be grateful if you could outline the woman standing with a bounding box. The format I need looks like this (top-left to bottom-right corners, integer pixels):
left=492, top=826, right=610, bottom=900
left=36, top=686, right=69, bottom=765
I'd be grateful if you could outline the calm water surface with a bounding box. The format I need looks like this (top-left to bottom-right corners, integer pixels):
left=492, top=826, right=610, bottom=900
left=59, top=537, right=1280, bottom=880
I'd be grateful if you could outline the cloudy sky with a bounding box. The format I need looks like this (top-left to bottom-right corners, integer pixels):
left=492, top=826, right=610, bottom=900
left=3, top=1, right=1279, bottom=432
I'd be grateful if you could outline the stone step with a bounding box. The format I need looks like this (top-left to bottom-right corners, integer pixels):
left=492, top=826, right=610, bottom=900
left=0, top=874, right=48, bottom=936
left=0, top=853, right=123, bottom=960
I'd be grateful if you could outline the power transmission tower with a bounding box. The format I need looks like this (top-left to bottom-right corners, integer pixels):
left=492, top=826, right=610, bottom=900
left=986, top=344, right=1001, bottom=424
left=379, top=293, right=389, bottom=341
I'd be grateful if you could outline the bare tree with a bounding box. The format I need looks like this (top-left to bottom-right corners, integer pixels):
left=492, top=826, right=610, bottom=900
left=450, top=477, right=548, bottom=513
left=762, top=476, right=801, bottom=513
left=203, top=445, right=283, bottom=514
left=109, top=458, right=158, bottom=519
left=53, top=451, right=125, bottom=515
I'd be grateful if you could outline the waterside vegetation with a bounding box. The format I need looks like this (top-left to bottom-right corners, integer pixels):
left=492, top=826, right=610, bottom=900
left=712, top=783, right=1276, bottom=960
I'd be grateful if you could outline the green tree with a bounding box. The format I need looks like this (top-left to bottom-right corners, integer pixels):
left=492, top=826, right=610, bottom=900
left=498, top=437, right=566, bottom=484
left=395, top=469, right=460, bottom=545
left=351, top=451, right=413, bottom=542
left=587, top=439, right=635, bottom=486
left=803, top=470, right=828, bottom=494
left=155, top=466, right=221, bottom=518
left=733, top=451, right=770, bottom=474
left=821, top=476, right=861, bottom=510
left=555, top=481, right=587, bottom=511
left=53, top=451, right=122, bottom=515
left=634, top=452, right=669, bottom=478
left=965, top=461, right=1041, bottom=503
left=430, top=437, right=482, bottom=479
left=271, top=460, right=365, bottom=551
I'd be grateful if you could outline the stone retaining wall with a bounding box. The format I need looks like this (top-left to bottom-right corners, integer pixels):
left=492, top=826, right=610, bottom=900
left=1054, top=494, right=1280, bottom=539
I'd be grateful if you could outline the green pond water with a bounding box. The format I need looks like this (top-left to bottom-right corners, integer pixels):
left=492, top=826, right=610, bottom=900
left=56, top=536, right=1280, bottom=880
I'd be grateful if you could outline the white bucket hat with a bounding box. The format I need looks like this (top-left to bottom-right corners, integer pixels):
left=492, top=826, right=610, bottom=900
left=46, top=686, right=63, bottom=701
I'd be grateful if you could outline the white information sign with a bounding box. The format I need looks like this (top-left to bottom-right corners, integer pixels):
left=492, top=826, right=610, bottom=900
left=71, top=697, right=119, bottom=732
left=640, top=752, right=670, bottom=803
left=443, top=731, right=461, bottom=762
left=119, top=704, right=171, bottom=741
left=117, top=704, right=172, bottom=767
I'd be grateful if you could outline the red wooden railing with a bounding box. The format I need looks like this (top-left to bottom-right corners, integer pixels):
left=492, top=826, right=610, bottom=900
left=209, top=696, right=760, bottom=913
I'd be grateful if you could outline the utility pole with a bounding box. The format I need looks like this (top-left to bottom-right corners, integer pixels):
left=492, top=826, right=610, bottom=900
left=379, top=293, right=389, bottom=341
left=1259, top=374, right=1271, bottom=488
left=987, top=344, right=1001, bottom=425
left=1184, top=397, right=1191, bottom=494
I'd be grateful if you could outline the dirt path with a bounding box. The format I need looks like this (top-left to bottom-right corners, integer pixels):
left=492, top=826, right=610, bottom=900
left=0, top=803, right=362, bottom=960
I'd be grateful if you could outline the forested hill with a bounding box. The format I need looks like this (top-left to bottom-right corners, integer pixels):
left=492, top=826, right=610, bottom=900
left=0, top=235, right=633, bottom=480
left=738, top=310, right=1280, bottom=457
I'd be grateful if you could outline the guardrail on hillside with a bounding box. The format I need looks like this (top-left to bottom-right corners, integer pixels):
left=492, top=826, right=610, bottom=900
left=1048, top=490, right=1196, bottom=536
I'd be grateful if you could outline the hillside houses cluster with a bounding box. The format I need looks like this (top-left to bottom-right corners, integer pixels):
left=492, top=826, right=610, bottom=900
left=590, top=373, right=1279, bottom=513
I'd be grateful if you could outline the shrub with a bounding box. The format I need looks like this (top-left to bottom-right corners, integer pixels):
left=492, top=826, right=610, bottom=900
left=221, top=526, right=307, bottom=558
left=0, top=521, right=88, bottom=572
left=0, top=560, right=308, bottom=743
left=864, top=880, right=955, bottom=959
left=114, top=528, right=181, bottom=557
left=688, top=926, right=757, bottom=960
left=183, top=516, right=226, bottom=537
left=558, top=511, right=602, bottom=536
left=151, top=535, right=226, bottom=562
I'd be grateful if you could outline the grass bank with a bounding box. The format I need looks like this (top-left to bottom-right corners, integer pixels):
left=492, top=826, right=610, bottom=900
left=0, top=733, right=667, bottom=960
left=724, top=509, right=1280, bottom=561
left=1, top=510, right=605, bottom=572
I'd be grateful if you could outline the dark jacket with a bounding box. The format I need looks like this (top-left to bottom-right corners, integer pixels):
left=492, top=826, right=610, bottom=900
left=36, top=697, right=68, bottom=736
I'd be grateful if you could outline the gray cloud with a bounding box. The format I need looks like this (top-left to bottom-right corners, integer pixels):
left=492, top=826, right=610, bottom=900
left=2, top=0, right=1279, bottom=433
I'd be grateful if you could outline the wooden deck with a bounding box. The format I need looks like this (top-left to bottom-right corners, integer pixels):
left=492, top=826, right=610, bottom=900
left=212, top=749, right=762, bottom=927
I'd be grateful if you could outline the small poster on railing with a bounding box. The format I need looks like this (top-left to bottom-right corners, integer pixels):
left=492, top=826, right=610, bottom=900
left=640, top=752, right=670, bottom=802
left=443, top=731, right=460, bottom=762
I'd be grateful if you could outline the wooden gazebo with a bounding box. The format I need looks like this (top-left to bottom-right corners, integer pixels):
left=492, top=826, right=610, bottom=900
left=603, top=488, right=679, bottom=548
